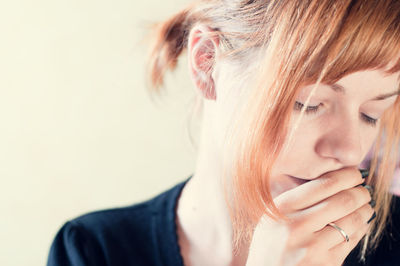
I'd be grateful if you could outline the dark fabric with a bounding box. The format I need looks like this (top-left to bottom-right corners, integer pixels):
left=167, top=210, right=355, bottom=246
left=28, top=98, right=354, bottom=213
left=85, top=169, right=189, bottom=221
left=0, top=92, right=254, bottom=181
left=47, top=175, right=400, bottom=266
left=343, top=196, right=400, bottom=266
left=47, top=175, right=190, bottom=266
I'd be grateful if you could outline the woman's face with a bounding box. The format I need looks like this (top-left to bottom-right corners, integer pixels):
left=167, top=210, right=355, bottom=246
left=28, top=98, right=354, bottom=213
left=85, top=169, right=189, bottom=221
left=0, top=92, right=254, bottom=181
left=269, top=69, right=400, bottom=198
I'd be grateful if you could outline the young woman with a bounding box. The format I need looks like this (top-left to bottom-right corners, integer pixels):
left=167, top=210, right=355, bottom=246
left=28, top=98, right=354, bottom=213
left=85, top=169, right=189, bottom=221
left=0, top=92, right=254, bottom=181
left=47, top=0, right=400, bottom=265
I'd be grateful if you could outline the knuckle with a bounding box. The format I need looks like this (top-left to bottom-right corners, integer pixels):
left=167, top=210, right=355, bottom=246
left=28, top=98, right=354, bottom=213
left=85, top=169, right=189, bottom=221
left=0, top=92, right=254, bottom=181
left=306, top=239, right=317, bottom=251
left=339, top=191, right=356, bottom=207
left=306, top=240, right=323, bottom=256
left=288, top=219, right=303, bottom=235
left=298, top=257, right=319, bottom=266
left=318, top=175, right=338, bottom=190
left=300, top=254, right=334, bottom=266
left=350, top=210, right=364, bottom=225
left=276, top=200, right=291, bottom=213
left=324, top=257, right=336, bottom=266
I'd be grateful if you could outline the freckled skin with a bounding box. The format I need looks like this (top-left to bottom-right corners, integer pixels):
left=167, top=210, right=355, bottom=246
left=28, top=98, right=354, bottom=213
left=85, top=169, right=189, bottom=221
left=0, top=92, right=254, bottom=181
left=269, top=69, right=399, bottom=199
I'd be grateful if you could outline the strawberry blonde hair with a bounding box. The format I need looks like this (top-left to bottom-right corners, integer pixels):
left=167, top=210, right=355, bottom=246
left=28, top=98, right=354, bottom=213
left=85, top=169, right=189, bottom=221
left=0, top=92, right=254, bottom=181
left=146, top=0, right=400, bottom=262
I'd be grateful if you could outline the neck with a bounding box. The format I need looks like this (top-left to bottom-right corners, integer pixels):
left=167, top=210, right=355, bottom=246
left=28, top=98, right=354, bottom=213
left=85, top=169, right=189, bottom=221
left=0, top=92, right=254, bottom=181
left=175, top=110, right=249, bottom=266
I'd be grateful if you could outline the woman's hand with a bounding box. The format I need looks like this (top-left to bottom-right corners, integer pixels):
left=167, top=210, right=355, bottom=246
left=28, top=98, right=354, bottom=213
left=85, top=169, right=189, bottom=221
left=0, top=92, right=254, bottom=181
left=245, top=167, right=375, bottom=266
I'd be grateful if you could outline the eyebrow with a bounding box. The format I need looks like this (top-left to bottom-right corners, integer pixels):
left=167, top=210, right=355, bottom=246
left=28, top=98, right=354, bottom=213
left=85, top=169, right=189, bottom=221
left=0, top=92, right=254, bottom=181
left=329, top=83, right=400, bottom=101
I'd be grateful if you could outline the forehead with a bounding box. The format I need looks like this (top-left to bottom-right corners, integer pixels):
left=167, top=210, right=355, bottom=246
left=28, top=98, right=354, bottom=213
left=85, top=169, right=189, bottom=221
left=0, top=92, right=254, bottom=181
left=300, top=69, right=400, bottom=100
left=306, top=70, right=400, bottom=94
left=336, top=69, right=400, bottom=94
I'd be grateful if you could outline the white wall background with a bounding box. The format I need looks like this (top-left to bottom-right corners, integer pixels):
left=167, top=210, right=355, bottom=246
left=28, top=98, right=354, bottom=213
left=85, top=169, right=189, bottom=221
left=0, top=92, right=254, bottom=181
left=0, top=1, right=196, bottom=265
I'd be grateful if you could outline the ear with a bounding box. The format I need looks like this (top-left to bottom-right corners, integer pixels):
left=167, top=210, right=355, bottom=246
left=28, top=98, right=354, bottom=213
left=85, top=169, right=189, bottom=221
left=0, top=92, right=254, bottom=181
left=188, top=25, right=219, bottom=100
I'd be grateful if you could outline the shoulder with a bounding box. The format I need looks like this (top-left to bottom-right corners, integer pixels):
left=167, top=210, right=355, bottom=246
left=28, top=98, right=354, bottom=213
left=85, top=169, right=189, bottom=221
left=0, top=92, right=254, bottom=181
left=47, top=201, right=156, bottom=266
left=47, top=177, right=191, bottom=266
left=72, top=200, right=154, bottom=238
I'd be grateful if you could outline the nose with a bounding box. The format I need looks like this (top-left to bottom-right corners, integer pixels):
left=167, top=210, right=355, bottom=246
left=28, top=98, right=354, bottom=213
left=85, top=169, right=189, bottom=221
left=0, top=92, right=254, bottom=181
left=314, top=117, right=363, bottom=167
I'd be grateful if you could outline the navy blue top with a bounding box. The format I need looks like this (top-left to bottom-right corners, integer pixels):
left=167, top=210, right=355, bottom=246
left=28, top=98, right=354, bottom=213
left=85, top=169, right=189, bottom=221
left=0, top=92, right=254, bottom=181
left=47, top=175, right=400, bottom=266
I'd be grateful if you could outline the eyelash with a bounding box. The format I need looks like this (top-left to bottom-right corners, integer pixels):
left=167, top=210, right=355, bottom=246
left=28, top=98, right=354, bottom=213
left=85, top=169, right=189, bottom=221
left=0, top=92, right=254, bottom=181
left=294, top=101, right=378, bottom=127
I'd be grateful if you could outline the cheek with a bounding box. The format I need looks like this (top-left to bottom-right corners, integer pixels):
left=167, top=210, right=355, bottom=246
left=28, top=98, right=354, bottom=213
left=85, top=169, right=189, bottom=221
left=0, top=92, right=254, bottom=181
left=271, top=119, right=322, bottom=174
left=360, top=131, right=380, bottom=163
left=284, top=120, right=321, bottom=154
left=272, top=129, right=317, bottom=172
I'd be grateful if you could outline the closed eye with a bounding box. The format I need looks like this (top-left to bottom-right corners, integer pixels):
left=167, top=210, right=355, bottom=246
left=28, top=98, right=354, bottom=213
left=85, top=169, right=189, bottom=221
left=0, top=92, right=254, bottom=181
left=294, top=101, right=379, bottom=127
left=294, top=101, right=321, bottom=113
left=360, top=113, right=378, bottom=126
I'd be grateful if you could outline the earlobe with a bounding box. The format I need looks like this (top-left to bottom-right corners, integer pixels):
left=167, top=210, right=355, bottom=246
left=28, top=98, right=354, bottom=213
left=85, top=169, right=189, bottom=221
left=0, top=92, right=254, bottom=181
left=188, top=25, right=219, bottom=100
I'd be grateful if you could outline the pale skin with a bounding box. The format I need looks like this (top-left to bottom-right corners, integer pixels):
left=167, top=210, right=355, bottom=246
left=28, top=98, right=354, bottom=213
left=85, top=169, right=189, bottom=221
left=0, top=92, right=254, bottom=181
left=175, top=24, right=400, bottom=266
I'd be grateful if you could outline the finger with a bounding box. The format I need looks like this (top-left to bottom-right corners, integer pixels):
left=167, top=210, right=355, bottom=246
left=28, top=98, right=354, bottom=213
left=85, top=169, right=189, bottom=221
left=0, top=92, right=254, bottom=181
left=284, top=185, right=372, bottom=248
left=274, top=167, right=364, bottom=213
left=328, top=222, right=371, bottom=265
left=296, top=185, right=372, bottom=233
left=312, top=203, right=374, bottom=250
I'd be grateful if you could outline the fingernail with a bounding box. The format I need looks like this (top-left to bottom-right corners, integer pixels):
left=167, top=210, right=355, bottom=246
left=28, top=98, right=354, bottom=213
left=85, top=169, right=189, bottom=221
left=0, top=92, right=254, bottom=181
left=359, top=169, right=370, bottom=179
left=369, top=199, right=376, bottom=208
left=367, top=211, right=376, bottom=224
left=362, top=184, right=374, bottom=197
